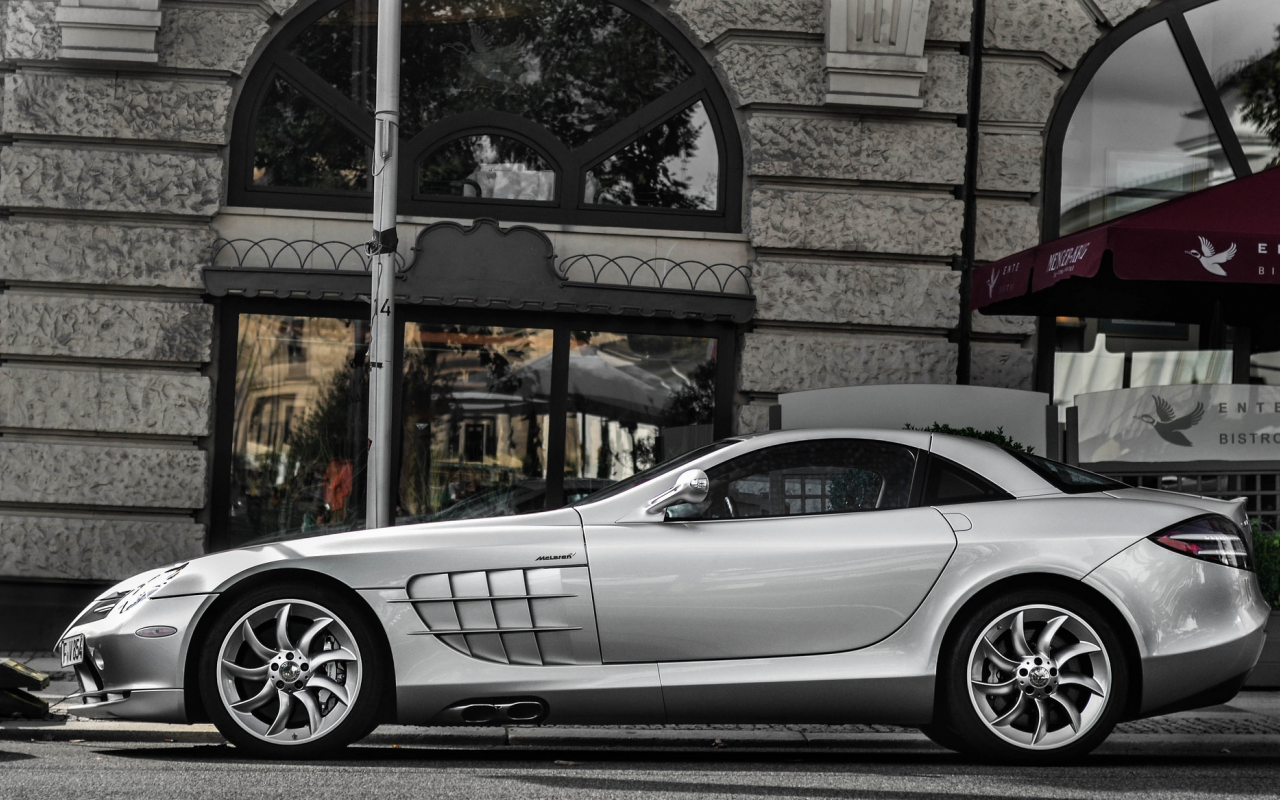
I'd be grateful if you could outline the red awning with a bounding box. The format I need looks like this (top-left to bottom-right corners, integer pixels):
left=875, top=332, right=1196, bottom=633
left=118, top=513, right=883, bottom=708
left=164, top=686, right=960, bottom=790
left=973, top=167, right=1280, bottom=318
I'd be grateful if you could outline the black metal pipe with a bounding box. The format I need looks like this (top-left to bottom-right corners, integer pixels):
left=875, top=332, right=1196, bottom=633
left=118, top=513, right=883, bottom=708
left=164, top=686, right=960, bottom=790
left=956, top=0, right=987, bottom=385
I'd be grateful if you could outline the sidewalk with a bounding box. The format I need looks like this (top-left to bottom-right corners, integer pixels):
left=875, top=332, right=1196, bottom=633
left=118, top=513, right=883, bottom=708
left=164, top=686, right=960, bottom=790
left=6, top=651, right=1280, bottom=751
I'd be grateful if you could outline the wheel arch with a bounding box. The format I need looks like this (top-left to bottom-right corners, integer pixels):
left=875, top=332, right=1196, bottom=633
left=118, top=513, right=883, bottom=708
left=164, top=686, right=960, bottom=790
left=182, top=567, right=397, bottom=725
left=933, top=572, right=1144, bottom=722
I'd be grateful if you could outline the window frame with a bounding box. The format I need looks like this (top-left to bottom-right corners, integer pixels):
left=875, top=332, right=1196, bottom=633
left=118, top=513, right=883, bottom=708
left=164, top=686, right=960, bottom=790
left=1043, top=0, right=1253, bottom=242
left=662, top=438, right=927, bottom=522
left=228, top=0, right=743, bottom=233
left=1036, top=0, right=1259, bottom=393
left=209, top=296, right=740, bottom=551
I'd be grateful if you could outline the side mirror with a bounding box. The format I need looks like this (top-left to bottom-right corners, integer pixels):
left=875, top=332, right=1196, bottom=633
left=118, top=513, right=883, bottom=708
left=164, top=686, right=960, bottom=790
left=645, top=469, right=710, bottom=515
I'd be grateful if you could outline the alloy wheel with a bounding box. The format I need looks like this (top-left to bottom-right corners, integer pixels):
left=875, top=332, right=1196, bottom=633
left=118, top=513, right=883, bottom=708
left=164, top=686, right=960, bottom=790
left=216, top=599, right=362, bottom=745
left=966, top=604, right=1111, bottom=750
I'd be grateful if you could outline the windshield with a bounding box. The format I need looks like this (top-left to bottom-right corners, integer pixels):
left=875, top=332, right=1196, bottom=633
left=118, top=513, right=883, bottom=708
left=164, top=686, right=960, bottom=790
left=571, top=440, right=738, bottom=506
left=1005, top=450, right=1127, bottom=494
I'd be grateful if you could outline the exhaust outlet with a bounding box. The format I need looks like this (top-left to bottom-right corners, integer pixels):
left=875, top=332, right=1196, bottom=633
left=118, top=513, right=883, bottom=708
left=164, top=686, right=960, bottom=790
left=439, top=698, right=548, bottom=725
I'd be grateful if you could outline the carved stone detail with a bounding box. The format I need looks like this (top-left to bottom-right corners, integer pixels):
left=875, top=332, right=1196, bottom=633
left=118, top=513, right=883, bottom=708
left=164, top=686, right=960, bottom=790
left=740, top=331, right=958, bottom=393
left=749, top=116, right=966, bottom=184
left=56, top=0, right=162, bottom=63
left=825, top=0, right=932, bottom=108
left=0, top=145, right=223, bottom=216
left=0, top=366, right=211, bottom=436
left=0, top=442, right=207, bottom=509
left=4, top=72, right=233, bottom=144
left=0, top=220, right=213, bottom=288
left=0, top=294, right=213, bottom=363
left=751, top=187, right=964, bottom=256
left=753, top=261, right=960, bottom=328
left=0, top=514, right=205, bottom=581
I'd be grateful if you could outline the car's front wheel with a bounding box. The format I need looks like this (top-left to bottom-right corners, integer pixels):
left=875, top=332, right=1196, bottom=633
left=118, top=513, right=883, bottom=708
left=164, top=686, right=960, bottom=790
left=935, top=589, right=1129, bottom=764
left=198, top=582, right=386, bottom=758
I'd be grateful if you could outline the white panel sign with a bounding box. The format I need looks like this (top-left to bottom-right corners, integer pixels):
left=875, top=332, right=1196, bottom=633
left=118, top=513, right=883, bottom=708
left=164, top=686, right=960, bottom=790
left=1077, top=384, right=1280, bottom=463
left=780, top=384, right=1050, bottom=454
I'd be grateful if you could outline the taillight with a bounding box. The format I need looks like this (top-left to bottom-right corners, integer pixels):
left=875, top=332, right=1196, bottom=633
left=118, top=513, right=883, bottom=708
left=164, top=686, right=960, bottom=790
left=1150, top=515, right=1253, bottom=571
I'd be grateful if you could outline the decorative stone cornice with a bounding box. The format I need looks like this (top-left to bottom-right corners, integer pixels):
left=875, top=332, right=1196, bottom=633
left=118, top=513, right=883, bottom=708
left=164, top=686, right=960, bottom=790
left=56, top=0, right=162, bottom=63
left=824, top=0, right=931, bottom=109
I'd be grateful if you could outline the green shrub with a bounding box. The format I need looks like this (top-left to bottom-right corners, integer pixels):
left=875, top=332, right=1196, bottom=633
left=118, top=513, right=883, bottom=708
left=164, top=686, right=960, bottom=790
left=904, top=422, right=1033, bottom=454
left=1251, top=519, right=1280, bottom=608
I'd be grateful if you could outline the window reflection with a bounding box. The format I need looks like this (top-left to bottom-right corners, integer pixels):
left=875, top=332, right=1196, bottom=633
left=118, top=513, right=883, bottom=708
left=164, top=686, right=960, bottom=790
left=1186, top=0, right=1280, bottom=173
left=286, top=0, right=693, bottom=145
left=585, top=102, right=720, bottom=211
left=254, top=76, right=371, bottom=190
left=564, top=332, right=716, bottom=495
left=397, top=325, right=554, bottom=523
left=1060, top=21, right=1225, bottom=234
left=418, top=135, right=556, bottom=201
left=229, top=315, right=369, bottom=545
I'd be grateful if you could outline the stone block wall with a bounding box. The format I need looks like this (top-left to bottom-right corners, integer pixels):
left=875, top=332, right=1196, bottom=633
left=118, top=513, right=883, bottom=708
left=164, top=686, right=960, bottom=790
left=0, top=0, right=274, bottom=584
left=0, top=0, right=1166, bottom=589
left=666, top=0, right=1160, bottom=426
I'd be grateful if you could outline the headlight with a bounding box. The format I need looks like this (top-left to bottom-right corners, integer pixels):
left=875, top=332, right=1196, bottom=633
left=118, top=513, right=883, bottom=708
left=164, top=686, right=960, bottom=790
left=116, top=563, right=188, bottom=613
left=1150, top=515, right=1253, bottom=571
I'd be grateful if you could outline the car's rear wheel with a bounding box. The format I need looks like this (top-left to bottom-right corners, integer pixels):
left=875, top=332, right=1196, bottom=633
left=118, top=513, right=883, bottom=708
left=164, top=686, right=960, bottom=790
left=935, top=588, right=1129, bottom=764
left=198, top=582, right=386, bottom=758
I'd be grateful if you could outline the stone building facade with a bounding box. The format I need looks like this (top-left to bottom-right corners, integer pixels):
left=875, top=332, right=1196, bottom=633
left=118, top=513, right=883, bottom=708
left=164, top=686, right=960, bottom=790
left=0, top=0, right=1166, bottom=643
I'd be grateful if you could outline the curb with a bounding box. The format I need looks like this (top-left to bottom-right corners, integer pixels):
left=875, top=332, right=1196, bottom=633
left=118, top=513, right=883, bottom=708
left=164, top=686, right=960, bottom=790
left=8, top=721, right=1280, bottom=752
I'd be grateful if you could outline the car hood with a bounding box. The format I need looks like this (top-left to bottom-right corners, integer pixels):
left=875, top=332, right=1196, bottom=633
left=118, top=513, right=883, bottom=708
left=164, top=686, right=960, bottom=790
left=149, top=507, right=585, bottom=598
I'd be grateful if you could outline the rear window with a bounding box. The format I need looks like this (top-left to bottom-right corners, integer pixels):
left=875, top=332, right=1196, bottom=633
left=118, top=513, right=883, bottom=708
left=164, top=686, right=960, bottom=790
left=922, top=456, right=1012, bottom=506
left=1005, top=450, right=1127, bottom=494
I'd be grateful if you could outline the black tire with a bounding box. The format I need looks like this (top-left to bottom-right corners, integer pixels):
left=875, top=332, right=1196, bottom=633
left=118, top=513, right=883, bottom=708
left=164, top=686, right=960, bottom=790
left=917, top=723, right=967, bottom=753
left=198, top=581, right=387, bottom=759
left=936, top=588, right=1129, bottom=765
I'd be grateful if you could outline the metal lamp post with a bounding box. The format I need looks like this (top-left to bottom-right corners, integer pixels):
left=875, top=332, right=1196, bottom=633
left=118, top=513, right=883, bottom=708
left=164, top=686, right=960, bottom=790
left=367, top=0, right=402, bottom=530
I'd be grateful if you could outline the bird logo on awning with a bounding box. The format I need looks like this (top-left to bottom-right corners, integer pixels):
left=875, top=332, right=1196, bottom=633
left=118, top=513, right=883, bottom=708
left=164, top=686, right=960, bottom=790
left=1185, top=237, right=1237, bottom=276
left=1135, top=396, right=1204, bottom=447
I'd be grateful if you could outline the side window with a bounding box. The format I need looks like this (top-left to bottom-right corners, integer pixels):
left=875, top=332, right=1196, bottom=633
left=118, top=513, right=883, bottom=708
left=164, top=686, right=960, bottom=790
left=666, top=440, right=918, bottom=521
left=922, top=456, right=1011, bottom=506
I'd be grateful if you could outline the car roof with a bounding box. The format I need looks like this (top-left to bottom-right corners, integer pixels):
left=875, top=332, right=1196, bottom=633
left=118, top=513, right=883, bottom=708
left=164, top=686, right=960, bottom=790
left=736, top=429, right=1059, bottom=498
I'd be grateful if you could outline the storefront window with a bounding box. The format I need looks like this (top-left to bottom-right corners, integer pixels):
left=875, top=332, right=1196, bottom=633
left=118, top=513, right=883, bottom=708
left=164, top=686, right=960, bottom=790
left=228, top=314, right=369, bottom=544
left=397, top=325, right=553, bottom=523
left=563, top=332, right=716, bottom=498
left=223, top=312, right=729, bottom=542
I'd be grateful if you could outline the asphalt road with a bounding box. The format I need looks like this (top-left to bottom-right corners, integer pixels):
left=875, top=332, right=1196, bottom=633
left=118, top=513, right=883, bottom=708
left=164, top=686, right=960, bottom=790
left=4, top=738, right=1280, bottom=800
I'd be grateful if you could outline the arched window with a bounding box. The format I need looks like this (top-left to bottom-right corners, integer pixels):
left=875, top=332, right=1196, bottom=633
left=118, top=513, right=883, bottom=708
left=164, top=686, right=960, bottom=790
left=1048, top=0, right=1280, bottom=237
left=230, top=0, right=742, bottom=232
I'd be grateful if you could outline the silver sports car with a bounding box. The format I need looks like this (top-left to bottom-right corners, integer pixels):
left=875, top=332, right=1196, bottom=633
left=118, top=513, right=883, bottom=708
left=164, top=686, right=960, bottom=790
left=55, top=429, right=1269, bottom=763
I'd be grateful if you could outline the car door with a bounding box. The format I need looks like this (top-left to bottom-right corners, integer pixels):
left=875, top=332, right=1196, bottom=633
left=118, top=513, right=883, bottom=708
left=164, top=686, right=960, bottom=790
left=583, top=438, right=958, bottom=663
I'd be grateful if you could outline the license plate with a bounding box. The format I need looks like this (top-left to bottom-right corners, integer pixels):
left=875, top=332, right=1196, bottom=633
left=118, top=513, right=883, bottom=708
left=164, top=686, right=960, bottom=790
left=60, top=634, right=85, bottom=668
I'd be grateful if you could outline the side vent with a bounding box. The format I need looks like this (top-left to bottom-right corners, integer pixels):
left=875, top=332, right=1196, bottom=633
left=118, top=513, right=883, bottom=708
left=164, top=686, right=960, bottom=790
left=397, top=567, right=599, bottom=665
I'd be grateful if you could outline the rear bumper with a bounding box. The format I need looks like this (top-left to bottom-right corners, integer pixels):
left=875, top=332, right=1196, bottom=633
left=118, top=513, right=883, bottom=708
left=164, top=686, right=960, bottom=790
left=1085, top=539, right=1271, bottom=715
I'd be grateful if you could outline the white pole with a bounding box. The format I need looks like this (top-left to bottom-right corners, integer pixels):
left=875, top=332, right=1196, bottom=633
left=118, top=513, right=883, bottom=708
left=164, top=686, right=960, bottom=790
left=367, top=0, right=402, bottom=530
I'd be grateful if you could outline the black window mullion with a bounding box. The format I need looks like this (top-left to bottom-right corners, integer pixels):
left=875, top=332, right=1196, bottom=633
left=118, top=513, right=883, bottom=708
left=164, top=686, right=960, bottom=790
left=276, top=52, right=378, bottom=146
left=713, top=331, right=736, bottom=441
left=544, top=328, right=571, bottom=509
left=390, top=314, right=406, bottom=525
left=1168, top=14, right=1252, bottom=179
left=572, top=78, right=705, bottom=165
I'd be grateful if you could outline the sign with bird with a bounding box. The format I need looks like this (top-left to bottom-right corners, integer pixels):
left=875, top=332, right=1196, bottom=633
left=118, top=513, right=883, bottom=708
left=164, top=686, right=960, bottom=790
left=1076, top=385, right=1280, bottom=464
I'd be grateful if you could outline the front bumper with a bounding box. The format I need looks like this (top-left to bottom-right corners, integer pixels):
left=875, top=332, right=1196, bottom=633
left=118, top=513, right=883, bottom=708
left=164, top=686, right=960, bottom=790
left=55, top=593, right=215, bottom=724
left=1085, top=538, right=1271, bottom=715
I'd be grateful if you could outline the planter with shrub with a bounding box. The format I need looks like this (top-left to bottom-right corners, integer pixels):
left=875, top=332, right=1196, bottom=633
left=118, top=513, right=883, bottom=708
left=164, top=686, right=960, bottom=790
left=1247, top=523, right=1280, bottom=688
